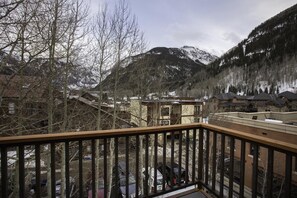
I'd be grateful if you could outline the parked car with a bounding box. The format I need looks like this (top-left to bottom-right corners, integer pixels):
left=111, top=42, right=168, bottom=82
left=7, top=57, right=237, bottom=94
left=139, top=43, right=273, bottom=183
left=157, top=162, right=187, bottom=186
left=111, top=162, right=141, bottom=198
left=142, top=167, right=164, bottom=192
left=87, top=178, right=105, bottom=198
left=30, top=178, right=47, bottom=191
left=30, top=177, right=75, bottom=197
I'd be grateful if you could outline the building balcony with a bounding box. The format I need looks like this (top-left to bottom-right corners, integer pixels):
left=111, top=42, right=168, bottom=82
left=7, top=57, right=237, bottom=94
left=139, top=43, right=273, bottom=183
left=0, top=123, right=296, bottom=197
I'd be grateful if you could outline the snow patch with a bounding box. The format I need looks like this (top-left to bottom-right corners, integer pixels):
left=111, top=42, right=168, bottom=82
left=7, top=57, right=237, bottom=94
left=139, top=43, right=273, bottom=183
left=273, top=22, right=286, bottom=30
left=166, top=65, right=180, bottom=71
left=246, top=30, right=267, bottom=44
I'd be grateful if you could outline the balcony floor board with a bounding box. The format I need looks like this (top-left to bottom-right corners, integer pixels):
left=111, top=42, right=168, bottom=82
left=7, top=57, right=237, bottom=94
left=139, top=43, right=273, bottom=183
left=165, top=188, right=208, bottom=198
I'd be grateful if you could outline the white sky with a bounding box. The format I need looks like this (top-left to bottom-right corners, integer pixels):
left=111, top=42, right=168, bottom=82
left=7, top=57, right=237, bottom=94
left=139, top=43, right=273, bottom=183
left=89, top=0, right=297, bottom=56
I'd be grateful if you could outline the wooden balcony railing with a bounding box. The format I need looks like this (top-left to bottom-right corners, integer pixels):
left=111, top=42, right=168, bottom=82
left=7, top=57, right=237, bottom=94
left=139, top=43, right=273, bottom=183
left=1, top=123, right=297, bottom=198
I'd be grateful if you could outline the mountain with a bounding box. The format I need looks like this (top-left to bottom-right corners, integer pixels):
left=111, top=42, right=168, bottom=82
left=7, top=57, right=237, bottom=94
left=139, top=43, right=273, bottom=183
left=98, top=46, right=217, bottom=96
left=0, top=53, right=96, bottom=89
left=188, top=3, right=297, bottom=97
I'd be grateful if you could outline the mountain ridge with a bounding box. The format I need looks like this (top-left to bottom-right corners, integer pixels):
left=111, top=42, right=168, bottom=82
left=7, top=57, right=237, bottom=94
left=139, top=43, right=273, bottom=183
left=186, top=3, right=297, bottom=97
left=97, top=46, right=218, bottom=95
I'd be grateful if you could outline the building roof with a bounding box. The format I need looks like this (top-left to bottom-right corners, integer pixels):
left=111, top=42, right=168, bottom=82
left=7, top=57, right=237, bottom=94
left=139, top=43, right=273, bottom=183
left=69, top=96, right=133, bottom=127
left=213, top=92, right=247, bottom=100
left=142, top=99, right=202, bottom=105
left=252, top=93, right=275, bottom=101
left=252, top=93, right=285, bottom=107
left=69, top=96, right=110, bottom=109
left=0, top=74, right=46, bottom=99
left=278, top=91, right=297, bottom=101
left=219, top=102, right=248, bottom=107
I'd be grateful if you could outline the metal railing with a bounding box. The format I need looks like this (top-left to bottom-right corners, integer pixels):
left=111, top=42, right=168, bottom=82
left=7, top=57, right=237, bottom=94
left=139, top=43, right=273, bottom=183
left=0, top=123, right=297, bottom=198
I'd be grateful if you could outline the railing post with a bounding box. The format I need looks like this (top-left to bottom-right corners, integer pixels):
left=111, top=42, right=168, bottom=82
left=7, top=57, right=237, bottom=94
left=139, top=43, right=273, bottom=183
left=1, top=147, right=8, bottom=198
left=219, top=134, right=225, bottom=197
left=91, top=140, right=96, bottom=198
left=170, top=131, right=175, bottom=187
left=239, top=140, right=246, bottom=198
left=51, top=143, right=56, bottom=198
left=104, top=138, right=108, bottom=198
left=162, top=132, right=167, bottom=191
left=65, top=141, right=70, bottom=198
left=79, top=140, right=83, bottom=198
left=145, top=134, right=149, bottom=196
left=211, top=132, right=217, bottom=193
left=35, top=145, right=41, bottom=198
left=135, top=135, right=139, bottom=198
left=198, top=127, right=204, bottom=190
left=114, top=137, right=119, bottom=198
left=205, top=130, right=210, bottom=186
left=228, top=137, right=235, bottom=198
left=185, top=129, right=190, bottom=185
left=154, top=133, right=158, bottom=193
left=178, top=131, right=182, bottom=186
left=192, top=129, right=197, bottom=183
left=125, top=136, right=130, bottom=198
left=19, top=146, right=25, bottom=198
left=284, top=153, right=292, bottom=197
left=252, top=144, right=258, bottom=198
left=267, top=148, right=274, bottom=198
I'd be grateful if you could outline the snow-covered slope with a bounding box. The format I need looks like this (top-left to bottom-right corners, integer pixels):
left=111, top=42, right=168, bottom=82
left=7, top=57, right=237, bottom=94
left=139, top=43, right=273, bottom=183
left=180, top=46, right=218, bottom=65
left=188, top=3, right=297, bottom=97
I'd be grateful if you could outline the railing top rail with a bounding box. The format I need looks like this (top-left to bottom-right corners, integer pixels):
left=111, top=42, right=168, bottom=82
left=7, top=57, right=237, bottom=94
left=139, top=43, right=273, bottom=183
left=0, top=123, right=200, bottom=145
left=201, top=123, right=297, bottom=154
left=1, top=123, right=296, bottom=154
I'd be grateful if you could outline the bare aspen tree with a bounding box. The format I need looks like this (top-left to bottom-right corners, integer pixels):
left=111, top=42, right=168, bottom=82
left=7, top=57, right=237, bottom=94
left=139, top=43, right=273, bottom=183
left=35, top=0, right=72, bottom=196
left=93, top=3, right=114, bottom=131
left=47, top=0, right=59, bottom=195
left=92, top=2, right=114, bottom=195
left=59, top=0, right=88, bottom=197
left=14, top=1, right=29, bottom=196
left=107, top=0, right=144, bottom=197
left=132, top=35, right=148, bottom=194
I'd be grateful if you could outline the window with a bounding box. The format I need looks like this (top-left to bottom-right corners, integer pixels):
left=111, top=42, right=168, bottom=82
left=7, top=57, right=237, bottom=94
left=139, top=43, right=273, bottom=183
left=8, top=102, right=15, bottom=114
left=194, top=105, right=201, bottom=115
left=161, top=107, right=169, bottom=116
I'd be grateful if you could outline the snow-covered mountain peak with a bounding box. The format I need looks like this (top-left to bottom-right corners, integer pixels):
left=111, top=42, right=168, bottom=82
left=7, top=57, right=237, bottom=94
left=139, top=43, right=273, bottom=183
left=146, top=46, right=218, bottom=65
left=180, top=46, right=218, bottom=65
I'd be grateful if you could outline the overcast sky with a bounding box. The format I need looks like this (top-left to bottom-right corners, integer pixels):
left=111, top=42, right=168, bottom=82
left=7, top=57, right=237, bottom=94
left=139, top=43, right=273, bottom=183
left=90, top=0, right=296, bottom=56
